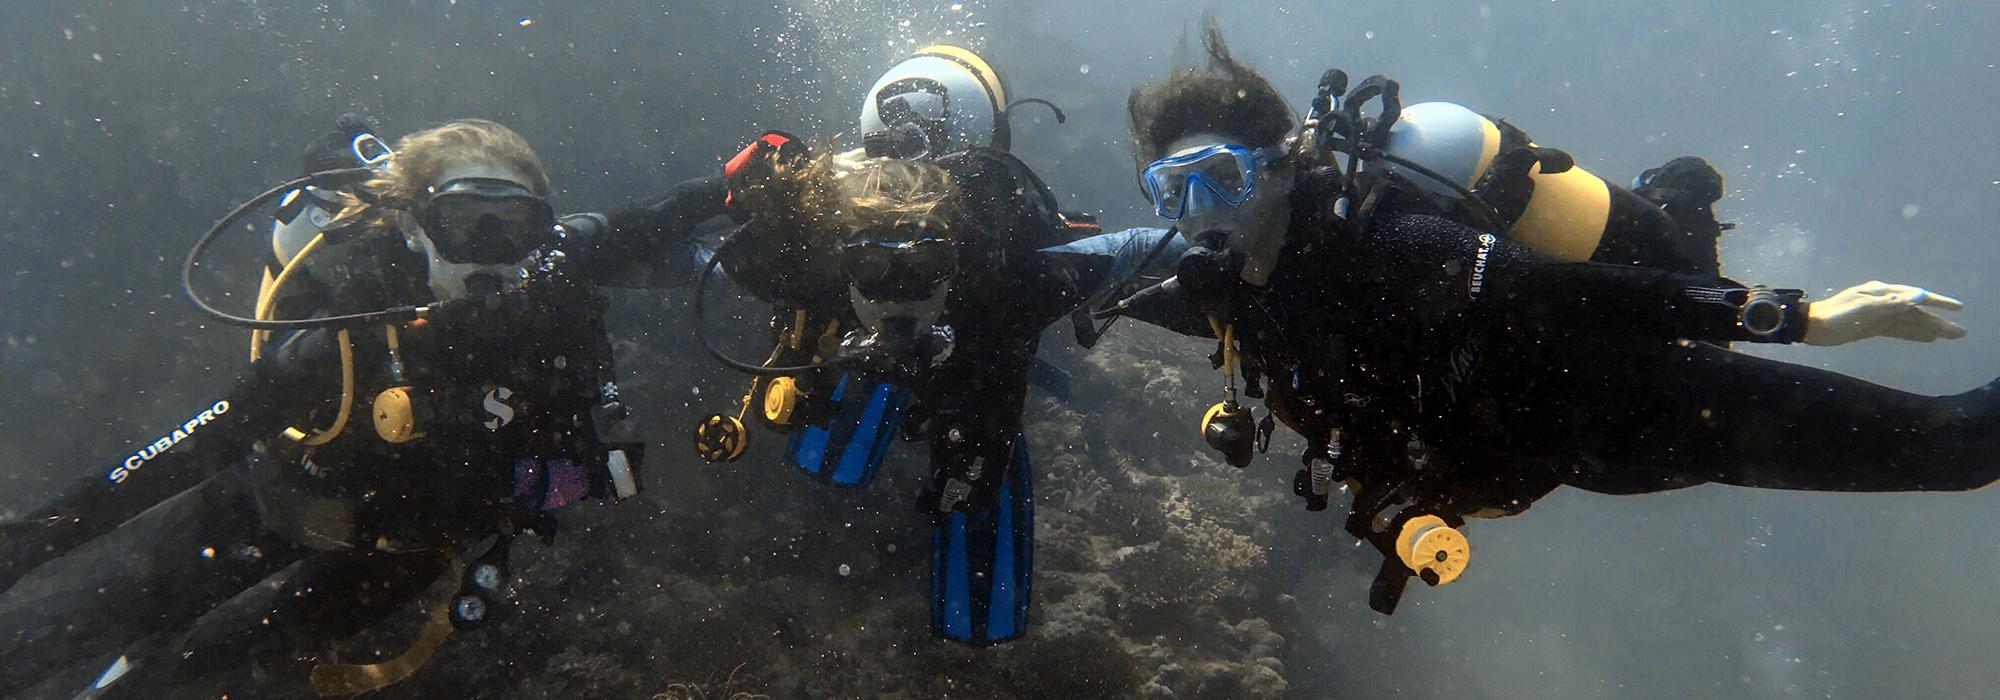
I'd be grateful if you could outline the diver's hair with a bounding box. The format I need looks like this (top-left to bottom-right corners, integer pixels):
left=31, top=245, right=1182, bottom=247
left=331, top=119, right=551, bottom=231
left=735, top=148, right=956, bottom=246
left=836, top=154, right=955, bottom=232
left=1127, top=15, right=1297, bottom=169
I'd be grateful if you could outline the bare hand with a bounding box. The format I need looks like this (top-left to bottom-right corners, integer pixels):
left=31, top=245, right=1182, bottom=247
left=1803, top=280, right=1967, bottom=346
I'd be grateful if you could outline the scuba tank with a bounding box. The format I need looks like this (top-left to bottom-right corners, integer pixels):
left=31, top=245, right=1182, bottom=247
left=251, top=124, right=396, bottom=360
left=1370, top=101, right=1612, bottom=261
left=1300, top=70, right=1724, bottom=274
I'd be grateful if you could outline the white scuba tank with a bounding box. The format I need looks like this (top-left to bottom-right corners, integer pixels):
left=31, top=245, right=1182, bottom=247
left=1375, top=101, right=1612, bottom=262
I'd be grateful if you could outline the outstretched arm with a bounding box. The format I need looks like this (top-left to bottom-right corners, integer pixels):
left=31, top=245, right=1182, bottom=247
left=0, top=328, right=334, bottom=593
left=1372, top=213, right=1970, bottom=346
left=560, top=174, right=729, bottom=288
left=1370, top=213, right=1804, bottom=344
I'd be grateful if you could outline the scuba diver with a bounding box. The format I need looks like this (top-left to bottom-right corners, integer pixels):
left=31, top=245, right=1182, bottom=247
left=0, top=117, right=711, bottom=696
left=688, top=45, right=1088, bottom=644
left=1076, top=21, right=1989, bottom=614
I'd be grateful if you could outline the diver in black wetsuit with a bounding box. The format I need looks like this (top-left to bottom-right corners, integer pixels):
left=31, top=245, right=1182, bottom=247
left=0, top=118, right=707, bottom=696
left=681, top=45, right=1092, bottom=645
left=696, top=132, right=1085, bottom=644
left=1084, top=21, right=1992, bottom=613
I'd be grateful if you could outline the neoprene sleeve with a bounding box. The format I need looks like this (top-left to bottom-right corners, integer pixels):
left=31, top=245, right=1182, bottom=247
left=564, top=174, right=729, bottom=288
left=0, top=328, right=333, bottom=594
left=1363, top=214, right=1807, bottom=343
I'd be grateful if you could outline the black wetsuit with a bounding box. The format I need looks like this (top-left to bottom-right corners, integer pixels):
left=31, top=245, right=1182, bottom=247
left=908, top=149, right=1093, bottom=507
left=721, top=145, right=1089, bottom=511
left=1155, top=189, right=1999, bottom=518
left=0, top=182, right=716, bottom=693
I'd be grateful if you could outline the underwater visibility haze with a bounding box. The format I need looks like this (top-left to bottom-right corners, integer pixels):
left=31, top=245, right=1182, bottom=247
left=2, top=0, right=1999, bottom=697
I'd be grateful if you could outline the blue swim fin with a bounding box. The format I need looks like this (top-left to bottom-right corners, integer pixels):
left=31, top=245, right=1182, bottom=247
left=784, top=373, right=912, bottom=487
left=930, top=438, right=1034, bottom=644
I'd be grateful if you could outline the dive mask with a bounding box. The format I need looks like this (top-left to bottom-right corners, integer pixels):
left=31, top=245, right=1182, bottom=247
left=840, top=233, right=955, bottom=303
left=1141, top=143, right=1288, bottom=222
left=420, top=178, right=555, bottom=265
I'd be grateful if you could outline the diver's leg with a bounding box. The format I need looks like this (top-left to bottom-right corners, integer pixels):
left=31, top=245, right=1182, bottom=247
left=165, top=548, right=452, bottom=683
left=930, top=434, right=1034, bottom=644
left=0, top=468, right=302, bottom=694
left=1544, top=339, right=1998, bottom=493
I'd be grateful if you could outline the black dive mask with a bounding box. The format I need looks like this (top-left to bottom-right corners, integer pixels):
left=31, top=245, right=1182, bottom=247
left=420, top=178, right=555, bottom=265
left=840, top=231, right=955, bottom=303
left=1176, top=230, right=1246, bottom=316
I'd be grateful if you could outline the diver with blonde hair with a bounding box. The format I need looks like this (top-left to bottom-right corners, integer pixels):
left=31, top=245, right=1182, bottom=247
left=0, top=117, right=706, bottom=696
left=674, top=45, right=1087, bottom=645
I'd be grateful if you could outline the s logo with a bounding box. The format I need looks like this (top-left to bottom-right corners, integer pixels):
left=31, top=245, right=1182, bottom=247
left=483, top=387, right=517, bottom=431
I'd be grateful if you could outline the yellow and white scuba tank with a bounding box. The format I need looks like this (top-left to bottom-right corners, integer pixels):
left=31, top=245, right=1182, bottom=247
left=859, top=45, right=1012, bottom=156
left=1374, top=101, right=1612, bottom=262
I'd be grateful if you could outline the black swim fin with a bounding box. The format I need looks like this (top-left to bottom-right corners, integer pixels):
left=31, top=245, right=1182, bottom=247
left=785, top=373, right=912, bottom=487
left=929, top=436, right=1034, bottom=644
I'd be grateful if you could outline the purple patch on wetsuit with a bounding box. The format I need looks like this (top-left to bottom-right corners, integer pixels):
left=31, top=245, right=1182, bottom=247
left=513, top=458, right=590, bottom=510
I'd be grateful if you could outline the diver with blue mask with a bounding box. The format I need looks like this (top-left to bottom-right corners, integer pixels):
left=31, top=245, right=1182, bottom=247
left=1075, top=20, right=1995, bottom=614
left=0, top=119, right=671, bottom=697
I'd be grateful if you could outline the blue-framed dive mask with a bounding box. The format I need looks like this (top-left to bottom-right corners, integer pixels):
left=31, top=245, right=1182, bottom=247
left=1140, top=143, right=1288, bottom=222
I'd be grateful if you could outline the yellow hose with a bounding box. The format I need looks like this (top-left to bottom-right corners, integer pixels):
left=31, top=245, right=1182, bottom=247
left=1206, top=315, right=1237, bottom=382
left=309, top=553, right=462, bottom=696
left=283, top=327, right=354, bottom=445
left=250, top=232, right=327, bottom=363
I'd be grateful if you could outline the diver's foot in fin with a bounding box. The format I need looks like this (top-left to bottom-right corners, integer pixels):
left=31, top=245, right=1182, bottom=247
left=785, top=373, right=912, bottom=487
left=930, top=439, right=1034, bottom=644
